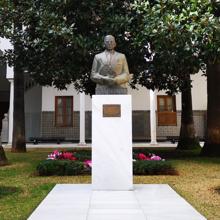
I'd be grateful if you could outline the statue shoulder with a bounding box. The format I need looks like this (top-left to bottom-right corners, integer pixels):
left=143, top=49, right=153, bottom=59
left=115, top=51, right=126, bottom=58
left=94, top=52, right=105, bottom=59
left=114, top=52, right=127, bottom=62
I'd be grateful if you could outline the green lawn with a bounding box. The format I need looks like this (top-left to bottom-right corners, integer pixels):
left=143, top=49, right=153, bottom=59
left=0, top=148, right=220, bottom=220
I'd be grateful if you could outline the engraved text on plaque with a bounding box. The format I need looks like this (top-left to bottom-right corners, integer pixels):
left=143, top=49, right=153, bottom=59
left=103, top=104, right=121, bottom=117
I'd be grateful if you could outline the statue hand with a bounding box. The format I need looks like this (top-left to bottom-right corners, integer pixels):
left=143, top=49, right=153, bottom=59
left=102, top=76, right=115, bottom=86
left=100, top=65, right=115, bottom=78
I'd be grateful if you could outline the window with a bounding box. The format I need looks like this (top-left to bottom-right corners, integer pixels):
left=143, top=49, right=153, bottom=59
left=157, top=95, right=177, bottom=126
left=55, top=96, right=73, bottom=127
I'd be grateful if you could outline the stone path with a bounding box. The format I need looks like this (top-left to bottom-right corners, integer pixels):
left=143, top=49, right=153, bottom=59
left=28, top=184, right=206, bottom=220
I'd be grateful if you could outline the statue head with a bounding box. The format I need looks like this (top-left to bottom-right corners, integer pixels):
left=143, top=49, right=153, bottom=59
left=104, top=35, right=116, bottom=51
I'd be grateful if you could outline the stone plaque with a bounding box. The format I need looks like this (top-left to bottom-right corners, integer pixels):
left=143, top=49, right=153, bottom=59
left=103, top=104, right=121, bottom=117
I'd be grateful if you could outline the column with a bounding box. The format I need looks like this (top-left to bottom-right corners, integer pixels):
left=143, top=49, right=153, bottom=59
left=79, top=92, right=86, bottom=145
left=8, top=78, right=14, bottom=144
left=150, top=90, right=157, bottom=145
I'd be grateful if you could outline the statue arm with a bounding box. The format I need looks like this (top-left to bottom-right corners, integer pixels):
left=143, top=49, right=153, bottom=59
left=114, top=55, right=130, bottom=85
left=91, top=56, right=103, bottom=84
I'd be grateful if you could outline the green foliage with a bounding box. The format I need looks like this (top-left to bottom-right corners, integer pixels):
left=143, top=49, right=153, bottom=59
left=130, top=0, right=220, bottom=93
left=0, top=1, right=139, bottom=94
left=65, top=161, right=86, bottom=175
left=1, top=0, right=220, bottom=93
left=73, top=150, right=91, bottom=161
left=36, top=159, right=177, bottom=176
left=133, top=160, right=177, bottom=175
left=37, top=160, right=87, bottom=176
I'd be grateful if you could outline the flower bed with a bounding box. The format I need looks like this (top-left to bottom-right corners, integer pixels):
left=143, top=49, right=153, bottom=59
left=36, top=150, right=177, bottom=176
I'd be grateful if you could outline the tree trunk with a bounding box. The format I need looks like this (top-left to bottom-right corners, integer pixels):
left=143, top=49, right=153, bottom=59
left=11, top=67, right=26, bottom=152
left=11, top=18, right=26, bottom=152
left=0, top=146, right=8, bottom=166
left=202, top=63, right=220, bottom=156
left=177, top=74, right=200, bottom=150
left=0, top=114, right=8, bottom=166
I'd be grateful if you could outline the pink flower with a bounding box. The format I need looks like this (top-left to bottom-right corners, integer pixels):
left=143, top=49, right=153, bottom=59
left=150, top=155, right=162, bottom=161
left=53, top=150, right=59, bottom=155
left=136, top=153, right=164, bottom=161
left=61, top=152, right=77, bottom=160
left=47, top=154, right=56, bottom=160
left=137, top=153, right=151, bottom=160
left=84, top=160, right=92, bottom=168
left=47, top=150, right=77, bottom=160
left=47, top=150, right=62, bottom=160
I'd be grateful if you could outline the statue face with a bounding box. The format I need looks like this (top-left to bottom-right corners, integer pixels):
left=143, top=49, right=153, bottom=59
left=104, top=36, right=116, bottom=50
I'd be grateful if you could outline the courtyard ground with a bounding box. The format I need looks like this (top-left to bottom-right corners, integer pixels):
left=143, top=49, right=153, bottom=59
left=0, top=147, right=219, bottom=220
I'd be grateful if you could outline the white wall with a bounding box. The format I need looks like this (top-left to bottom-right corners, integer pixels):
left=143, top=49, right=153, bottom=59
left=0, top=37, right=12, bottom=51
left=42, top=84, right=150, bottom=111
left=25, top=86, right=42, bottom=113
left=154, top=71, right=207, bottom=111
left=42, top=85, right=92, bottom=111
left=0, top=37, right=14, bottom=79
left=25, top=86, right=42, bottom=138
left=42, top=72, right=207, bottom=112
left=128, top=86, right=150, bottom=110
left=191, top=71, right=207, bottom=110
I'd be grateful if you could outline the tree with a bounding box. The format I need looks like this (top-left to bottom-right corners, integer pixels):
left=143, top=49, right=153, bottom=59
left=1, top=0, right=137, bottom=92
left=199, top=1, right=220, bottom=156
left=0, top=0, right=136, bottom=152
left=17, top=0, right=135, bottom=92
left=0, top=1, right=28, bottom=152
left=131, top=0, right=203, bottom=149
left=132, top=0, right=220, bottom=155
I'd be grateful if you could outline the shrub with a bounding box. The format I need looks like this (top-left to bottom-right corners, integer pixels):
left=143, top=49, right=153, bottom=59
left=133, top=160, right=177, bottom=175
left=37, top=160, right=89, bottom=176
left=37, top=159, right=177, bottom=176
left=47, top=150, right=91, bottom=161
left=73, top=151, right=91, bottom=161
left=65, top=161, right=87, bottom=175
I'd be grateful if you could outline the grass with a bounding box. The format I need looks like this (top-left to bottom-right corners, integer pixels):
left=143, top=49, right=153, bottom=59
left=0, top=148, right=220, bottom=220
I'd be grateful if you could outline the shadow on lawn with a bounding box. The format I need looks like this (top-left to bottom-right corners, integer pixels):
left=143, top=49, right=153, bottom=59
left=0, top=186, right=21, bottom=199
left=215, top=187, right=220, bottom=195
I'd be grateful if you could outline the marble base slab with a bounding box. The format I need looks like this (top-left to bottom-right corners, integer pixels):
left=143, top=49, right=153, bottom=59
left=28, top=184, right=207, bottom=220
left=92, top=95, right=133, bottom=190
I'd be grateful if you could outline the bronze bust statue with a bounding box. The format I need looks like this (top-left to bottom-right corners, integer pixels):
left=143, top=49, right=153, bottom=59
left=91, top=35, right=130, bottom=94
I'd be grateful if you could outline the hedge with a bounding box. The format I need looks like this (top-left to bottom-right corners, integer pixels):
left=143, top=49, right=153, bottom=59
left=37, top=160, right=89, bottom=176
left=37, top=159, right=177, bottom=176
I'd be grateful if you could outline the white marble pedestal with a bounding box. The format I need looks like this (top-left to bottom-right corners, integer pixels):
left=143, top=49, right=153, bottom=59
left=92, top=95, right=133, bottom=190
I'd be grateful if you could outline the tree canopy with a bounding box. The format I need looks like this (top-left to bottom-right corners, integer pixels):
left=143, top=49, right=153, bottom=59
left=130, top=0, right=213, bottom=93
left=130, top=0, right=220, bottom=154
left=0, top=1, right=141, bottom=94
